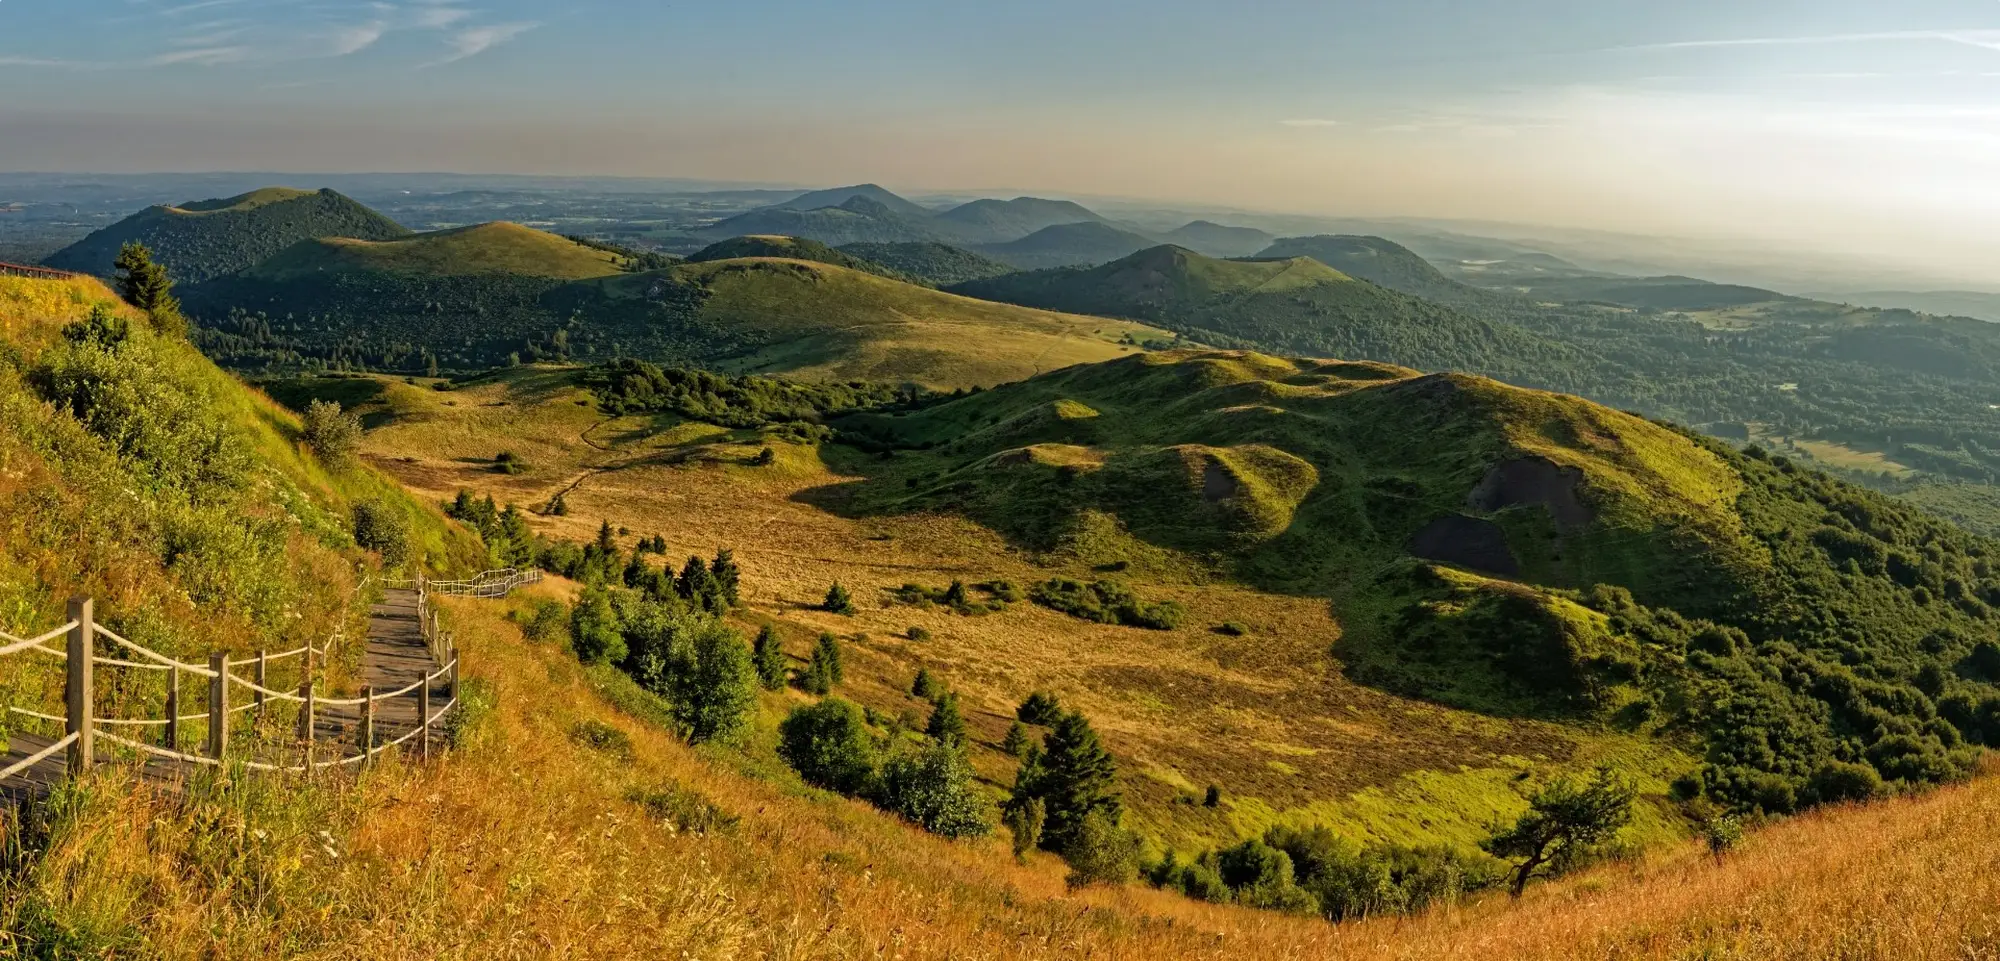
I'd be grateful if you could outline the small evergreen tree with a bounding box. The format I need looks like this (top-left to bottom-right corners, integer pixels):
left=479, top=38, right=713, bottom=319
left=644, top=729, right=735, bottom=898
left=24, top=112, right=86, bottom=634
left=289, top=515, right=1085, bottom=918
left=1017, top=690, right=1063, bottom=726
left=622, top=551, right=650, bottom=588
left=596, top=519, right=618, bottom=554
left=823, top=581, right=855, bottom=615
left=752, top=624, right=787, bottom=691
left=752, top=447, right=776, bottom=466
left=1002, top=720, right=1033, bottom=760
left=1203, top=784, right=1221, bottom=808
left=569, top=586, right=626, bottom=664
left=799, top=631, right=844, bottom=694
left=926, top=692, right=967, bottom=747
left=113, top=242, right=183, bottom=334
left=711, top=548, right=741, bottom=605
left=942, top=579, right=970, bottom=608
left=1012, top=710, right=1121, bottom=854
left=911, top=667, right=942, bottom=700
left=777, top=698, right=876, bottom=794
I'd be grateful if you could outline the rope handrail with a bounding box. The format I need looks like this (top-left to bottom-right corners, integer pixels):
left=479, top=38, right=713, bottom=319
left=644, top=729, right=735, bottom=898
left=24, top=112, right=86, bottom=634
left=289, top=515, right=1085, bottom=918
left=98, top=731, right=222, bottom=767
left=96, top=625, right=217, bottom=677
left=0, top=622, right=78, bottom=658
left=227, top=642, right=331, bottom=668
left=0, top=733, right=78, bottom=781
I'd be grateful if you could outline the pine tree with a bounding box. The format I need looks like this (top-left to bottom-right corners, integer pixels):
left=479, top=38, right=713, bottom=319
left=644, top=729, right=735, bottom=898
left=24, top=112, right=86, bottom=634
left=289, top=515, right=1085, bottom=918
left=753, top=624, right=787, bottom=691
left=622, top=551, right=649, bottom=588
left=1002, top=720, right=1033, bottom=760
left=800, top=631, right=844, bottom=694
left=1011, top=711, right=1120, bottom=854
left=823, top=581, right=855, bottom=615
left=113, top=242, right=183, bottom=334
left=911, top=667, right=942, bottom=700
left=926, top=692, right=967, bottom=747
left=596, top=519, right=617, bottom=553
left=711, top=548, right=741, bottom=606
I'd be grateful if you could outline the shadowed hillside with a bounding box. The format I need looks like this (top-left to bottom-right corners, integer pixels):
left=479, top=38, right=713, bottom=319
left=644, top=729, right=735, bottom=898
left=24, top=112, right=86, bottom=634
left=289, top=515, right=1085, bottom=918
left=42, top=187, right=411, bottom=284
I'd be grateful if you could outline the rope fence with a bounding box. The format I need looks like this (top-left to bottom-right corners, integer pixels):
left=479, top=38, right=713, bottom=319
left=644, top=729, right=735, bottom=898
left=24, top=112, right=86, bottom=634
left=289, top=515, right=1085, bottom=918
left=0, top=568, right=519, bottom=788
left=0, top=261, right=81, bottom=281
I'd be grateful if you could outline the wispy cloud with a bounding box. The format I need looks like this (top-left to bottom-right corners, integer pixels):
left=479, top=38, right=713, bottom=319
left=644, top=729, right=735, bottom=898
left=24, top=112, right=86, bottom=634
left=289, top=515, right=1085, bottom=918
left=1631, top=30, right=2000, bottom=53
left=1279, top=118, right=1343, bottom=128
left=431, top=21, right=538, bottom=66
left=148, top=46, right=252, bottom=67
left=325, top=21, right=389, bottom=57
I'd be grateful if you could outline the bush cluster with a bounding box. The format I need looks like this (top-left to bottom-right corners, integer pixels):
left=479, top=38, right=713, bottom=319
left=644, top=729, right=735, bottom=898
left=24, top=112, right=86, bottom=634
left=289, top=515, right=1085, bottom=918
left=1030, top=578, right=1185, bottom=630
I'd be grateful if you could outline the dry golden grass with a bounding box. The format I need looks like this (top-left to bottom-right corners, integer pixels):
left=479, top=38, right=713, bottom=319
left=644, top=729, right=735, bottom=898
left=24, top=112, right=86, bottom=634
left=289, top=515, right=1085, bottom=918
left=14, top=586, right=2000, bottom=960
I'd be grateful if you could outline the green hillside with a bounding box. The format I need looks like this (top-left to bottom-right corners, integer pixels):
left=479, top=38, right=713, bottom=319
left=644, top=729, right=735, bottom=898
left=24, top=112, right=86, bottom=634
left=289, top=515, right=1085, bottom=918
left=837, top=241, right=1016, bottom=286
left=1257, top=235, right=1476, bottom=302
left=556, top=257, right=1169, bottom=389
left=1164, top=220, right=1275, bottom=258
left=42, top=187, right=412, bottom=284
left=244, top=222, right=625, bottom=280
left=952, top=245, right=1583, bottom=385
left=0, top=272, right=478, bottom=700
left=974, top=221, right=1162, bottom=269
left=837, top=348, right=2000, bottom=812
left=687, top=234, right=907, bottom=280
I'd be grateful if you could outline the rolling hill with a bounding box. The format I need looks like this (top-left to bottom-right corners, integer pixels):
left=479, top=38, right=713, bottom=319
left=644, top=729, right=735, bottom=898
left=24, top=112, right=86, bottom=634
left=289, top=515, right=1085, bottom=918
left=973, top=221, right=1163, bottom=270
left=933, top=197, right=1111, bottom=243
left=835, top=348, right=1997, bottom=812
left=188, top=223, right=1164, bottom=389
left=766, top=182, right=937, bottom=219
left=41, top=186, right=412, bottom=284
left=951, top=244, right=1582, bottom=384
left=686, top=234, right=907, bottom=280
left=1256, top=235, right=1479, bottom=302
left=1164, top=220, right=1276, bottom=258
left=836, top=241, right=1017, bottom=286
left=700, top=194, right=944, bottom=245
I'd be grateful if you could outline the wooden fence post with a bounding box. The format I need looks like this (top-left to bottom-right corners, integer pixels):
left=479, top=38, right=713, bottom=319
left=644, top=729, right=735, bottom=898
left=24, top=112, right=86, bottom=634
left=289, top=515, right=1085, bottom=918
left=207, top=651, right=228, bottom=760
left=418, top=677, right=431, bottom=763
left=65, top=597, right=93, bottom=774
left=164, top=665, right=180, bottom=750
left=254, top=649, right=267, bottom=718
left=299, top=678, right=315, bottom=769
left=360, top=686, right=374, bottom=766
left=448, top=644, right=459, bottom=700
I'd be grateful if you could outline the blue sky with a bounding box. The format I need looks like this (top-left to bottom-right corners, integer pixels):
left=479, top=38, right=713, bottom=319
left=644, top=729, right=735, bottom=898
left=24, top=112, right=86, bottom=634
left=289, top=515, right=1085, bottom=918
left=6, top=1, right=2000, bottom=276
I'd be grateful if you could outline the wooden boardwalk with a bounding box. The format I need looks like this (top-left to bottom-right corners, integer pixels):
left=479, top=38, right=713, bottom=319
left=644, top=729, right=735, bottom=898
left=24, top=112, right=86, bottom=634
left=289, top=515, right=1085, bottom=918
left=1, top=587, right=448, bottom=804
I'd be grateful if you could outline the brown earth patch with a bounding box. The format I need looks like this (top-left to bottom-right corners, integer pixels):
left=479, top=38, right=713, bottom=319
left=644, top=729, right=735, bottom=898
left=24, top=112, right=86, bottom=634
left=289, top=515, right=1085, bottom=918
left=1408, top=514, right=1521, bottom=576
left=1469, top=456, right=1593, bottom=530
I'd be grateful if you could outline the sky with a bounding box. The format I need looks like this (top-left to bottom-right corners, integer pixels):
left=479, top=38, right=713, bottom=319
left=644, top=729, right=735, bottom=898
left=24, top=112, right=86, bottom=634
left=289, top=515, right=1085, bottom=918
left=4, top=0, right=2000, bottom=282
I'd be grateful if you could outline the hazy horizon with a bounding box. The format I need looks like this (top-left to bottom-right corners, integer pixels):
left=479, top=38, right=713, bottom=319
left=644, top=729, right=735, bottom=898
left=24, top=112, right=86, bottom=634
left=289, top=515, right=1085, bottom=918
left=5, top=1, right=1999, bottom=286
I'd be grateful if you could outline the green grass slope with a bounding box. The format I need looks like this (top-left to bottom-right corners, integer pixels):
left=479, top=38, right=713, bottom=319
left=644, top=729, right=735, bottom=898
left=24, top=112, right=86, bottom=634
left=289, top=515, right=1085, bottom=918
left=837, top=242, right=1017, bottom=287
left=952, top=245, right=1584, bottom=385
left=43, top=187, right=412, bottom=284
left=559, top=257, right=1171, bottom=389
left=836, top=348, right=2000, bottom=811
left=0, top=273, right=481, bottom=737
left=244, top=222, right=625, bottom=281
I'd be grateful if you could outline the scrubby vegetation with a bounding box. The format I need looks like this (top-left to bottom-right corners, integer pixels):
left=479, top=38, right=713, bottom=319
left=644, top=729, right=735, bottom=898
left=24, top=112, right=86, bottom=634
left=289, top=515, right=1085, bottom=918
left=1029, top=578, right=1185, bottom=630
left=582, top=359, right=930, bottom=425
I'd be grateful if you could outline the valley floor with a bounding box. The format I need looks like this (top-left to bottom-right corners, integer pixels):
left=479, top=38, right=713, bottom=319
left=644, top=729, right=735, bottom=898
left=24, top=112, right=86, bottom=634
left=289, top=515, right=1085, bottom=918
left=343, top=368, right=1683, bottom=853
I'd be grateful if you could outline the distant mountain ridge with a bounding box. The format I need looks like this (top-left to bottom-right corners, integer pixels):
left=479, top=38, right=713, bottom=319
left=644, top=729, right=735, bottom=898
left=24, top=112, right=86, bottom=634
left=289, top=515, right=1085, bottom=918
left=1164, top=220, right=1275, bottom=258
left=971, top=221, right=1162, bottom=270
left=705, top=183, right=1146, bottom=250
left=43, top=187, right=411, bottom=284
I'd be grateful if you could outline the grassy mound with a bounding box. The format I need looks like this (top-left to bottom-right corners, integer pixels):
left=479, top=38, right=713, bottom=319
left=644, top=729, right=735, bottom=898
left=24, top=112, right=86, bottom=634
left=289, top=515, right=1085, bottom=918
left=42, top=187, right=411, bottom=284
left=686, top=235, right=907, bottom=281
left=245, top=222, right=625, bottom=281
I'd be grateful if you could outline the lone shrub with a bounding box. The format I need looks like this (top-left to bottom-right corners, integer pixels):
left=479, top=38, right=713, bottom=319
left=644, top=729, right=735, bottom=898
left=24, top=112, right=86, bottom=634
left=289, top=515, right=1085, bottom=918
left=1484, top=767, right=1636, bottom=897
left=778, top=698, right=877, bottom=795
left=1062, top=810, right=1139, bottom=889
left=351, top=499, right=411, bottom=568
left=569, top=719, right=633, bottom=759
left=302, top=399, right=362, bottom=465
left=876, top=744, right=993, bottom=838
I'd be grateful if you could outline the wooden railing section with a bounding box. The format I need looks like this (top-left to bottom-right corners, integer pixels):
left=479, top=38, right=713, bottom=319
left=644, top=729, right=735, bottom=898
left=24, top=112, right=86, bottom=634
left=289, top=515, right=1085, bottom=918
left=0, top=568, right=537, bottom=786
left=0, top=261, right=81, bottom=281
